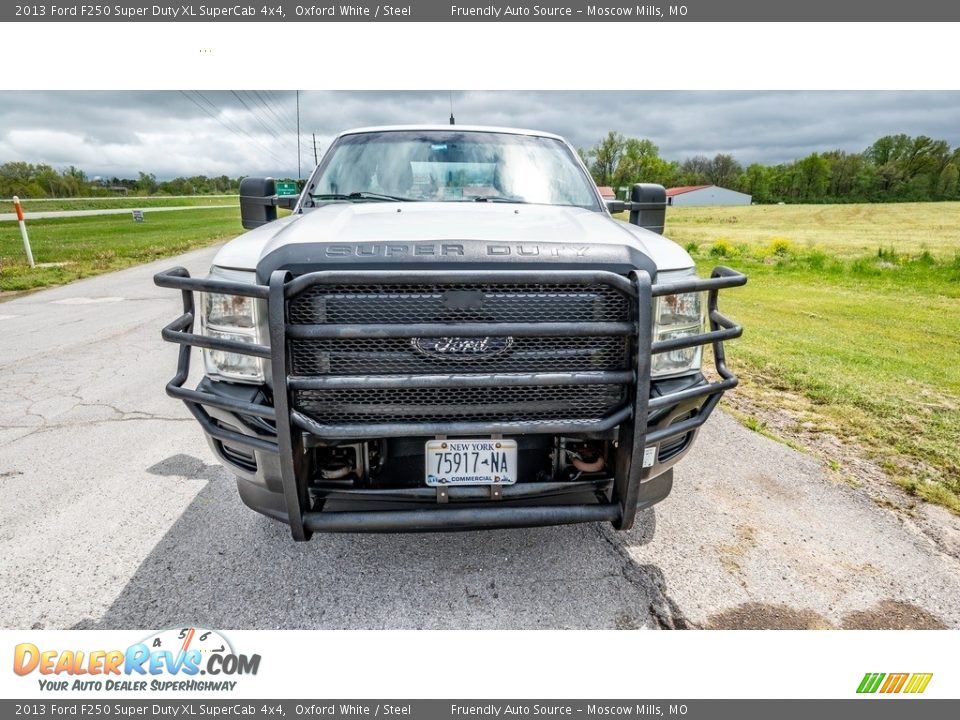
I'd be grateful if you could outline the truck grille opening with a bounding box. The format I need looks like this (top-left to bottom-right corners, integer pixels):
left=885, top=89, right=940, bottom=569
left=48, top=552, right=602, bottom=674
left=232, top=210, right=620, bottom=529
left=293, top=384, right=627, bottom=424
left=288, top=282, right=630, bottom=325
left=290, top=336, right=629, bottom=375
left=286, top=281, right=634, bottom=427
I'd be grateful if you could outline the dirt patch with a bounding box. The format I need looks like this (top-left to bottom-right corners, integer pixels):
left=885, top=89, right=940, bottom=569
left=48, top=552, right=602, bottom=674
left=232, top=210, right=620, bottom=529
left=841, top=600, right=947, bottom=629
left=706, top=602, right=833, bottom=629
left=716, top=524, right=758, bottom=587
left=705, top=599, right=947, bottom=630
left=721, top=392, right=960, bottom=561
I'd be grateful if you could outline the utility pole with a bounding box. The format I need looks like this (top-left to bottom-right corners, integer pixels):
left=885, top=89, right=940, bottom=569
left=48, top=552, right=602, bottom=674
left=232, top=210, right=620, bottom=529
left=296, top=90, right=301, bottom=179
left=313, top=133, right=318, bottom=166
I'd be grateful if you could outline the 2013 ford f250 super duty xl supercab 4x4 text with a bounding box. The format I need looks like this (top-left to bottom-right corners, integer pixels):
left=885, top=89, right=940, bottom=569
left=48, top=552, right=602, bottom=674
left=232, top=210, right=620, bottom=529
left=155, top=125, right=746, bottom=540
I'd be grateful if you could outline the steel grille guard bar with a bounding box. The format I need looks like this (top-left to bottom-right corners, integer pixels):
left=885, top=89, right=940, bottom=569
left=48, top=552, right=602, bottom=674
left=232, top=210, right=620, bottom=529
left=155, top=266, right=746, bottom=539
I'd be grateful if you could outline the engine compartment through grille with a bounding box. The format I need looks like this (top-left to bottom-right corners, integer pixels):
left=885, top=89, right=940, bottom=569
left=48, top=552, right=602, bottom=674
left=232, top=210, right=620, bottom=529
left=286, top=280, right=635, bottom=427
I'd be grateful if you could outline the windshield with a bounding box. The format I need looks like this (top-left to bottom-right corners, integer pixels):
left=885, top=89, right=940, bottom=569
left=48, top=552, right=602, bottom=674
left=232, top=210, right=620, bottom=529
left=307, top=130, right=601, bottom=210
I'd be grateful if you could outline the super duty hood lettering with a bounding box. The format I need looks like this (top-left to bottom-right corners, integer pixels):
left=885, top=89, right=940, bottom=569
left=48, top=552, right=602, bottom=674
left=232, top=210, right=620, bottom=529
left=256, top=239, right=651, bottom=282
left=320, top=243, right=589, bottom=258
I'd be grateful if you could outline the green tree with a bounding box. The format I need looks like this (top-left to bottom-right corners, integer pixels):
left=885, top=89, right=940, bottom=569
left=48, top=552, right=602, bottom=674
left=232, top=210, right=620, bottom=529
left=740, top=163, right=772, bottom=203
left=613, top=138, right=677, bottom=188
left=708, top=153, right=742, bottom=189
left=937, top=163, right=959, bottom=199
left=679, top=155, right=711, bottom=186
left=137, top=172, right=158, bottom=194
left=588, top=131, right=626, bottom=187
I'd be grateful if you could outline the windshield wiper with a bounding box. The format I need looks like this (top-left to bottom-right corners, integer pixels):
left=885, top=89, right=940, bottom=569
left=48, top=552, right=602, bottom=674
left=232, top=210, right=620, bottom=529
left=311, top=192, right=417, bottom=202
left=471, top=195, right=524, bottom=203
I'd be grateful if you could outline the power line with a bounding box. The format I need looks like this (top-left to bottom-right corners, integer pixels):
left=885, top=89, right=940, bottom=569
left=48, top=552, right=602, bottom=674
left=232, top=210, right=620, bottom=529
left=229, top=90, right=285, bottom=142
left=248, top=90, right=296, bottom=135
left=264, top=90, right=300, bottom=135
left=179, top=91, right=289, bottom=169
left=196, top=92, right=292, bottom=165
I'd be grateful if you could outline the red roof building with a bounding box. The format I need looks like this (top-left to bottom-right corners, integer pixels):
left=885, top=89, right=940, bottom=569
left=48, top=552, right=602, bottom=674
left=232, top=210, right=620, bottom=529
left=665, top=185, right=751, bottom=206
left=665, top=185, right=711, bottom=197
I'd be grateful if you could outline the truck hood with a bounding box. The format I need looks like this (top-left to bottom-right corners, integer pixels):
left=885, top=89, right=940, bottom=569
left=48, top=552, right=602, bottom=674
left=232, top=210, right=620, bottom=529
left=212, top=202, right=693, bottom=278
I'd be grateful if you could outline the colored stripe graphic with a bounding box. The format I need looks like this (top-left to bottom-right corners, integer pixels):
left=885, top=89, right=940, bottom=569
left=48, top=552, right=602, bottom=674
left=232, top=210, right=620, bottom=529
left=857, top=672, right=932, bottom=694
left=857, top=673, right=885, bottom=693
left=904, top=673, right=933, bottom=694
left=880, top=673, right=909, bottom=693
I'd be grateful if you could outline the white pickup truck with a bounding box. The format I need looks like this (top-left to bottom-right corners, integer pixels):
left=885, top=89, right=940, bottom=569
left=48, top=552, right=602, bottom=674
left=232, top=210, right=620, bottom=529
left=155, top=125, right=745, bottom=540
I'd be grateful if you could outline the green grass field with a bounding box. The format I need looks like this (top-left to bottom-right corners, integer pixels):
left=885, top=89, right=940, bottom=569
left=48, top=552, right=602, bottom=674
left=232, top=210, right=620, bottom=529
left=0, top=207, right=241, bottom=292
left=4, top=195, right=239, bottom=212
left=664, top=202, right=960, bottom=513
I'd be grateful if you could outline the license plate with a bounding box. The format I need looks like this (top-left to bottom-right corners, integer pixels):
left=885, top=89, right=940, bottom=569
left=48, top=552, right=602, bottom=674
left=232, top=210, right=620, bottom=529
left=425, top=439, right=518, bottom=486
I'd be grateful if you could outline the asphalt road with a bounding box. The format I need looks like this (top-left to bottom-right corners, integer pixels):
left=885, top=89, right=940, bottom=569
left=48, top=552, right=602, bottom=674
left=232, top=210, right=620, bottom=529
left=2, top=247, right=959, bottom=630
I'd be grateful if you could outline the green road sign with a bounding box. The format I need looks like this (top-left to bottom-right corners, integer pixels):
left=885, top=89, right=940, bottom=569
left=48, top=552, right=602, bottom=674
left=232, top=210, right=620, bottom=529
left=276, top=181, right=298, bottom=196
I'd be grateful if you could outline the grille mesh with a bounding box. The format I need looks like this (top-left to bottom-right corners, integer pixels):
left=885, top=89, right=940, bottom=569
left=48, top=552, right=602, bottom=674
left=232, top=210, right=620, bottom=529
left=286, top=280, right=634, bottom=427
left=290, top=336, right=629, bottom=375
left=288, top=283, right=630, bottom=325
left=294, top=384, right=627, bottom=424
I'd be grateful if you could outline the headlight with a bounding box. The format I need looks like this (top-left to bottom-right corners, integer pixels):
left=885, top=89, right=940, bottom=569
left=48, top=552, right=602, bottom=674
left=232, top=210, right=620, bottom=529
left=652, top=272, right=705, bottom=378
left=200, top=267, right=267, bottom=383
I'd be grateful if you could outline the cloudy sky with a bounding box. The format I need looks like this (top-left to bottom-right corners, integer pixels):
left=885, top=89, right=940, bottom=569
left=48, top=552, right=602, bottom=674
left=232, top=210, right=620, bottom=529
left=2, top=90, right=959, bottom=179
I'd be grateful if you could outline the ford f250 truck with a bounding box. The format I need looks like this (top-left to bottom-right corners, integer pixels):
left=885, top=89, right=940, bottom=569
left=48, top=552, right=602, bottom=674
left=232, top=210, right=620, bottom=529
left=155, top=125, right=745, bottom=540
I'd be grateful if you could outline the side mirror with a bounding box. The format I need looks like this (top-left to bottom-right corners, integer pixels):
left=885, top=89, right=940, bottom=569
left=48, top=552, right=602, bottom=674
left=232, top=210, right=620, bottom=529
left=627, top=183, right=666, bottom=235
left=605, top=199, right=626, bottom=215
left=239, top=177, right=278, bottom=230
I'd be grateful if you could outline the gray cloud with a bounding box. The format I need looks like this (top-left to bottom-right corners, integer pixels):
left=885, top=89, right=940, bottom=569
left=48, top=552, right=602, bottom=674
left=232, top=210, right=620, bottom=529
left=1, top=90, right=959, bottom=179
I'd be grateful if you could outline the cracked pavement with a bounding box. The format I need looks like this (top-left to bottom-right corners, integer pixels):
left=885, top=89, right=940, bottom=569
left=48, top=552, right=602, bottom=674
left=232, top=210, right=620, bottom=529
left=2, top=246, right=959, bottom=630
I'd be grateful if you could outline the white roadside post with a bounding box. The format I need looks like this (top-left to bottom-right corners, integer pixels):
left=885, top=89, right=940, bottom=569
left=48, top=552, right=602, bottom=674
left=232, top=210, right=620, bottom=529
left=12, top=196, right=35, bottom=268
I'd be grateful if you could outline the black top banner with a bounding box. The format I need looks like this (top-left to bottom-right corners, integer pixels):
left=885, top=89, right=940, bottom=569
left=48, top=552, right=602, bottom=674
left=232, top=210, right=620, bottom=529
left=7, top=0, right=960, bottom=22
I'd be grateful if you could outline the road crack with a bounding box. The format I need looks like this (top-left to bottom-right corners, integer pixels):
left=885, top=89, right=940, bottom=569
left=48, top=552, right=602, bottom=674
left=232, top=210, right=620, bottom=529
left=593, top=522, right=695, bottom=629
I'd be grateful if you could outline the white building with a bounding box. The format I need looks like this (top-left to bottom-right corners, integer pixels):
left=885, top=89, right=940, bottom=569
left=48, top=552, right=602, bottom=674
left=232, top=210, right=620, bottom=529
left=666, top=185, right=751, bottom=206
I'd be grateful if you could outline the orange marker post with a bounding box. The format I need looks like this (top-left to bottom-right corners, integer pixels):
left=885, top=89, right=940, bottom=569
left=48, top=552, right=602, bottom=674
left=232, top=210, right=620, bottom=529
left=12, top=196, right=35, bottom=268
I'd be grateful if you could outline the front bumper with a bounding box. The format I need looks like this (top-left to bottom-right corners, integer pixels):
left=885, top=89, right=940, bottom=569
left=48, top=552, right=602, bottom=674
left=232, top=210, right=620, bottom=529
left=155, top=266, right=746, bottom=539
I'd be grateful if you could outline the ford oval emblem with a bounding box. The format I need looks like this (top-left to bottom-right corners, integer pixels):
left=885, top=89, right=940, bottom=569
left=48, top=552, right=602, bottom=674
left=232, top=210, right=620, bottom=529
left=412, top=336, right=513, bottom=358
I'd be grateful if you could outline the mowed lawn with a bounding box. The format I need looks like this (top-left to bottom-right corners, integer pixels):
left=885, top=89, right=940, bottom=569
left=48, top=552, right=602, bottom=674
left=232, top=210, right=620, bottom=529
left=0, top=207, right=242, bottom=291
left=3, top=195, right=239, bottom=212
left=665, top=202, right=960, bottom=513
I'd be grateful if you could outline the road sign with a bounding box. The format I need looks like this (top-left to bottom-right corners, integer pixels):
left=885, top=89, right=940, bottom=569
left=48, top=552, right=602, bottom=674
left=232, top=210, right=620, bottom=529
left=132, top=209, right=144, bottom=223
left=276, top=181, right=298, bottom=197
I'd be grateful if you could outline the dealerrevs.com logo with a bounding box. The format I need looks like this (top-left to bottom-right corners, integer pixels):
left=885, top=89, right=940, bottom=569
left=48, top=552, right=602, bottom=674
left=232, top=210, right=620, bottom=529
left=13, top=627, right=261, bottom=692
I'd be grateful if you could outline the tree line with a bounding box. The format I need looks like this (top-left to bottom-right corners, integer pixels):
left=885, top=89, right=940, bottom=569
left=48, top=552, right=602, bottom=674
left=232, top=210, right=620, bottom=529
left=5, top=132, right=960, bottom=204
left=580, top=132, right=960, bottom=203
left=0, top=162, right=244, bottom=198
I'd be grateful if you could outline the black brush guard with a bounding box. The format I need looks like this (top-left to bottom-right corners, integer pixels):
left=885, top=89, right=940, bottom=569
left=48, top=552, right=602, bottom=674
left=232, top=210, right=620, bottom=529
left=155, top=267, right=746, bottom=540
